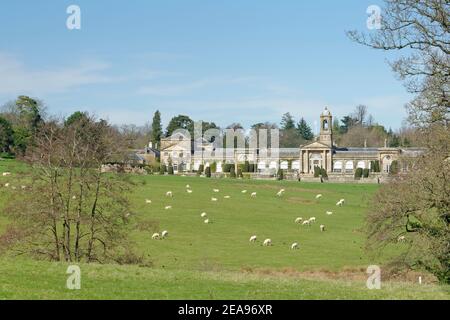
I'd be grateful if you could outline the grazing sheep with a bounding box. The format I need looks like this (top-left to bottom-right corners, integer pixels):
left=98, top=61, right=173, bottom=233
left=145, top=199, right=152, bottom=204
left=309, top=217, right=316, bottom=223
left=161, top=230, right=168, bottom=238
left=397, top=235, right=406, bottom=242
left=326, top=211, right=333, bottom=215
left=291, top=242, right=299, bottom=250
left=320, top=224, right=326, bottom=232
left=295, top=217, right=303, bottom=224
left=166, top=191, right=173, bottom=197
left=4, top=183, right=10, bottom=188
left=251, top=192, right=257, bottom=198
left=315, top=194, right=322, bottom=199
left=21, top=185, right=27, bottom=190
left=213, top=189, right=220, bottom=193
left=276, top=189, right=285, bottom=197
left=249, top=235, right=257, bottom=242
left=164, top=205, right=172, bottom=210
left=302, top=220, right=310, bottom=226
left=224, top=195, right=231, bottom=199
left=204, top=219, right=210, bottom=224
left=263, top=239, right=272, bottom=246
left=186, top=189, right=193, bottom=194
left=336, top=199, right=345, bottom=206
left=201, top=212, right=207, bottom=218
left=211, top=197, right=218, bottom=202
left=152, top=233, right=160, bottom=240
left=241, top=190, right=247, bottom=194
left=186, top=184, right=190, bottom=188
left=2, top=172, right=11, bottom=176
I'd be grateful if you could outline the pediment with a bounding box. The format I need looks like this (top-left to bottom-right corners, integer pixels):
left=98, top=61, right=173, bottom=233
left=301, top=141, right=331, bottom=150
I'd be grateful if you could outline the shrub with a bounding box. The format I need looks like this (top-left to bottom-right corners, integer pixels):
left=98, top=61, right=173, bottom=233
left=371, top=160, right=381, bottom=172
left=223, top=164, right=232, bottom=173
left=249, top=163, right=255, bottom=172
left=210, top=162, right=217, bottom=173
left=168, top=165, right=174, bottom=175
left=197, top=164, right=204, bottom=176
left=243, top=161, right=250, bottom=172
left=277, top=168, right=284, bottom=180
left=313, top=166, right=321, bottom=178
left=205, top=166, right=211, bottom=178
left=363, top=168, right=370, bottom=178
left=354, top=168, right=363, bottom=179
left=229, top=166, right=236, bottom=178
left=237, top=168, right=243, bottom=178
left=390, top=160, right=399, bottom=175
left=160, top=164, right=166, bottom=175
left=320, top=167, right=328, bottom=178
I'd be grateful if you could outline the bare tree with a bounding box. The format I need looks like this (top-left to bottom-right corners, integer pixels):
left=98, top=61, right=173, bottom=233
left=347, top=0, right=449, bottom=126
left=1, top=115, right=139, bottom=264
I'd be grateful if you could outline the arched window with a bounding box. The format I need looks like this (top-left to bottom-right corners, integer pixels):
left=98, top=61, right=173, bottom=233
left=357, top=161, right=366, bottom=169
left=345, top=161, right=354, bottom=173
left=280, top=161, right=289, bottom=170
left=333, top=161, right=343, bottom=173
left=323, top=119, right=329, bottom=130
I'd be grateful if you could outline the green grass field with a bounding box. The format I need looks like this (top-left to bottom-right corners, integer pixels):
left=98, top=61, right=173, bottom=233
left=0, top=159, right=449, bottom=299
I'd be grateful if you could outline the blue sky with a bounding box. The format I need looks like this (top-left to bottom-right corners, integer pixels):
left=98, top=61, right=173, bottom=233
left=0, top=0, right=411, bottom=131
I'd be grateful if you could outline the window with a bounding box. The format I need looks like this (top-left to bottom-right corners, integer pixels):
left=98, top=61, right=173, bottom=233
left=323, top=119, right=329, bottom=130
left=345, top=161, right=354, bottom=173
left=333, top=161, right=343, bottom=173
left=357, top=161, right=365, bottom=169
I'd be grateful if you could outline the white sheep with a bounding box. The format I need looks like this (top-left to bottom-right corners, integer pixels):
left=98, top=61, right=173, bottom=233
left=204, top=219, right=210, bottom=224
left=302, top=220, right=310, bottom=226
left=145, top=199, right=152, bottom=204
left=295, top=217, right=303, bottom=224
left=4, top=183, right=10, bottom=188
left=263, top=239, right=272, bottom=246
left=326, top=211, right=333, bottom=215
left=309, top=217, right=316, bottom=223
left=397, top=235, right=406, bottom=242
left=251, top=192, right=257, bottom=198
left=224, top=195, right=231, bottom=199
left=2, top=172, right=11, bottom=176
left=276, top=189, right=285, bottom=197
left=211, top=197, right=218, bottom=202
left=161, top=230, right=168, bottom=238
left=320, top=224, right=326, bottom=232
left=336, top=199, right=345, bottom=206
left=241, top=190, right=247, bottom=194
left=201, top=212, right=207, bottom=218
left=315, top=194, right=323, bottom=199
left=152, top=233, right=160, bottom=240
left=166, top=191, right=173, bottom=197
left=186, top=184, right=190, bottom=188
left=164, top=205, right=172, bottom=210
left=213, top=189, right=220, bottom=193
left=249, top=235, right=257, bottom=242
left=21, top=185, right=27, bottom=190
left=186, top=189, right=193, bottom=194
left=291, top=242, right=299, bottom=250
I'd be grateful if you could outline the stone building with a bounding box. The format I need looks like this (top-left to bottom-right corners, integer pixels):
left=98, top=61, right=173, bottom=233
left=158, top=108, right=422, bottom=176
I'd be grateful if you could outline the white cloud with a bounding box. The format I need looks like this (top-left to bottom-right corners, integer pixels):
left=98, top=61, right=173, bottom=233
left=0, top=53, right=114, bottom=96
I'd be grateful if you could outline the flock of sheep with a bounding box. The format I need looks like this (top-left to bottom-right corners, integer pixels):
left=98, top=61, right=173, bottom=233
left=145, top=180, right=350, bottom=251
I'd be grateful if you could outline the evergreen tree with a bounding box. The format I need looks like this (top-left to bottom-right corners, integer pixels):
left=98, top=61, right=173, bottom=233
left=297, top=118, right=314, bottom=140
left=280, top=112, right=295, bottom=130
left=151, top=110, right=162, bottom=147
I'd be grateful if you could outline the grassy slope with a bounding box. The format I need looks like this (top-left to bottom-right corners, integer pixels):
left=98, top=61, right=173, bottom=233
left=0, top=160, right=448, bottom=299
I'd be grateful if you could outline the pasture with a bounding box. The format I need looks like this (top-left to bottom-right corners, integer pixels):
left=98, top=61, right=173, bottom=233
left=0, top=159, right=449, bottom=299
